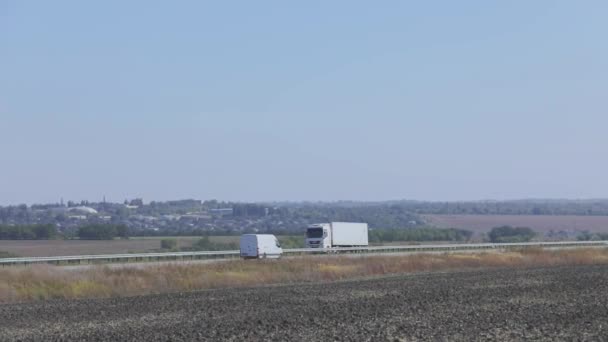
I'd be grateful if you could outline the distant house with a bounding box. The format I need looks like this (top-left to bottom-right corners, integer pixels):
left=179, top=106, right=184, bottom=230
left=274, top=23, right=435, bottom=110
left=180, top=214, right=211, bottom=221
left=68, top=206, right=99, bottom=215
left=131, top=214, right=158, bottom=222
left=210, top=208, right=233, bottom=217
left=49, top=206, right=98, bottom=216
left=162, top=214, right=181, bottom=221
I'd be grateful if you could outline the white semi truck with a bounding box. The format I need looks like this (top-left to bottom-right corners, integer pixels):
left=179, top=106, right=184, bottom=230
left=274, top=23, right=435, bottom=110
left=305, top=222, right=369, bottom=248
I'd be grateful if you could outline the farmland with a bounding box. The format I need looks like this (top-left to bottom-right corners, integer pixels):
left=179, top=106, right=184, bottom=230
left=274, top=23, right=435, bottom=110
left=0, top=237, right=194, bottom=257
left=2, top=248, right=608, bottom=303
left=0, top=239, right=163, bottom=257
left=0, top=236, right=300, bottom=257
left=0, top=236, right=231, bottom=257
left=2, top=264, right=608, bottom=341
left=424, top=214, right=608, bottom=234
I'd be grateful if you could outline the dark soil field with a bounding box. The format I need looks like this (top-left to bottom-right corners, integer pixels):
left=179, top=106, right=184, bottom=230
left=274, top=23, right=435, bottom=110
left=2, top=265, right=608, bottom=341
left=424, top=214, right=608, bottom=234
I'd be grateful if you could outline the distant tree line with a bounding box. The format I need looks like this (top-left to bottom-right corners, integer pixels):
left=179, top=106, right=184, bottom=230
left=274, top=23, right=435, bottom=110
left=160, top=237, right=242, bottom=252
left=77, top=224, right=128, bottom=240
left=129, top=228, right=254, bottom=237
left=0, top=224, right=58, bottom=240
left=389, top=199, right=608, bottom=216
left=0, top=251, right=18, bottom=258
left=277, top=236, right=306, bottom=248
left=488, top=226, right=536, bottom=243
left=272, top=204, right=420, bottom=229
left=190, top=237, right=238, bottom=251
left=368, top=228, right=474, bottom=243
left=160, top=238, right=178, bottom=250
left=576, top=231, right=608, bottom=241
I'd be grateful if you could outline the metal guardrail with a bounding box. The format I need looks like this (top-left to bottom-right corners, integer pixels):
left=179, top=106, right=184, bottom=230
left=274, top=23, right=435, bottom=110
left=1, top=240, right=607, bottom=266
left=0, top=250, right=241, bottom=266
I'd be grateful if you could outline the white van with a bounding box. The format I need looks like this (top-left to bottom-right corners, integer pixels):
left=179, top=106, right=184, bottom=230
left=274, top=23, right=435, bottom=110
left=240, top=234, right=283, bottom=259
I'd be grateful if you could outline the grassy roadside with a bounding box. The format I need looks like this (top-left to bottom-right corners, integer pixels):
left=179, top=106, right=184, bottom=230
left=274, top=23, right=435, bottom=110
left=2, top=247, right=608, bottom=303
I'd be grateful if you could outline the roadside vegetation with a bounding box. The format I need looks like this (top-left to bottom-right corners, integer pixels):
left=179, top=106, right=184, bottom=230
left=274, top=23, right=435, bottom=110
left=160, top=238, right=178, bottom=250
left=0, top=251, right=17, bottom=258
left=577, top=231, right=608, bottom=241
left=157, top=236, right=305, bottom=253
left=190, top=236, right=237, bottom=251
left=0, top=223, right=129, bottom=240
left=488, top=226, right=536, bottom=243
left=0, top=224, right=57, bottom=240
left=3, top=247, right=608, bottom=303
left=369, top=228, right=473, bottom=243
left=76, top=224, right=128, bottom=240
left=0, top=223, right=476, bottom=246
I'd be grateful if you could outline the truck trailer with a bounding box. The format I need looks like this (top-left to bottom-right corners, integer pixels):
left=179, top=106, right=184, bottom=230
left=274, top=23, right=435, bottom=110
left=305, top=222, right=369, bottom=248
left=240, top=234, right=283, bottom=259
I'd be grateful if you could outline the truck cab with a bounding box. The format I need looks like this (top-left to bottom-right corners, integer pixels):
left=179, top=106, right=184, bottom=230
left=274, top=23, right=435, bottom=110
left=305, top=223, right=331, bottom=248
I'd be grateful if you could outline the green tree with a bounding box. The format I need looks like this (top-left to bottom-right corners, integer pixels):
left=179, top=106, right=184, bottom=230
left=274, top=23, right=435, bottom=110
left=161, top=238, right=178, bottom=250
left=488, top=226, right=535, bottom=243
left=77, top=224, right=118, bottom=240
left=577, top=231, right=595, bottom=241
left=0, top=224, right=58, bottom=240
left=192, top=236, right=238, bottom=251
left=368, top=228, right=473, bottom=243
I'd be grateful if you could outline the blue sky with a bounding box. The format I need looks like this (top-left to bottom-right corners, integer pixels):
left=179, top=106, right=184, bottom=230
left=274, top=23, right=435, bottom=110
left=1, top=1, right=607, bottom=204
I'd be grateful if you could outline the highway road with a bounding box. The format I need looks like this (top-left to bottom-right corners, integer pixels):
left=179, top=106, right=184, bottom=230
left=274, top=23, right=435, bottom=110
left=1, top=240, right=607, bottom=267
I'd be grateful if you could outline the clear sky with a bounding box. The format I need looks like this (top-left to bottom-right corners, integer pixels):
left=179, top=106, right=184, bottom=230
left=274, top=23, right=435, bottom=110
left=1, top=1, right=607, bottom=205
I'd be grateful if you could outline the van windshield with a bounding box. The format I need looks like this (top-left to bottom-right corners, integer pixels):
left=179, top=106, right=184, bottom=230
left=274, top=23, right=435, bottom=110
left=306, top=228, right=323, bottom=238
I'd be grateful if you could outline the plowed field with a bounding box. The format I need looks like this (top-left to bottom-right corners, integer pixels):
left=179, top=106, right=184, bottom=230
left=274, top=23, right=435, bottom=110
left=2, top=265, right=608, bottom=341
left=424, top=214, right=608, bottom=234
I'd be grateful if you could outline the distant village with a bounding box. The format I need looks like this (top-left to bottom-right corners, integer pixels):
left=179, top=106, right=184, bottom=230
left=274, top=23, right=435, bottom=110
left=2, top=198, right=606, bottom=239
left=0, top=199, right=327, bottom=236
